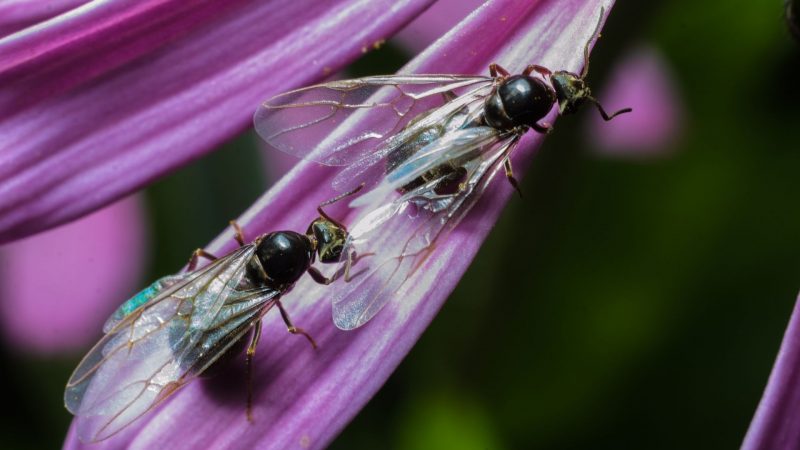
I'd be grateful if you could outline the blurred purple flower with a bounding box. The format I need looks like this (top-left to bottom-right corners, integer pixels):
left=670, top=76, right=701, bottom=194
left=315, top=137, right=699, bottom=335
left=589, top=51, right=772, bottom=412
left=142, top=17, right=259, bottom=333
left=743, top=293, right=800, bottom=449
left=0, top=195, right=146, bottom=354
left=0, top=0, right=434, bottom=244
left=586, top=44, right=684, bottom=158
left=63, top=0, right=621, bottom=448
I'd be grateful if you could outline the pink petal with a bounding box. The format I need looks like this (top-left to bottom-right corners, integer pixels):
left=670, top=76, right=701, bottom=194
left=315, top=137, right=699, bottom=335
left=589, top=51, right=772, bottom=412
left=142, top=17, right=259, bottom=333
left=64, top=0, right=621, bottom=447
left=586, top=44, right=684, bottom=157
left=743, top=292, right=800, bottom=449
left=0, top=194, right=146, bottom=354
left=0, top=0, right=434, bottom=244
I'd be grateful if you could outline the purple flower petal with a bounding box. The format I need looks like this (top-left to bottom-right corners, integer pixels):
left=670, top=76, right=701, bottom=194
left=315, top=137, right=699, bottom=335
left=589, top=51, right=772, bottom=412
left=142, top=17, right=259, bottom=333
left=0, top=194, right=146, bottom=354
left=394, top=0, right=486, bottom=52
left=0, top=0, right=434, bottom=244
left=586, top=44, right=684, bottom=157
left=743, top=293, right=800, bottom=449
left=63, top=0, right=619, bottom=447
left=0, top=0, right=87, bottom=38
left=587, top=46, right=684, bottom=157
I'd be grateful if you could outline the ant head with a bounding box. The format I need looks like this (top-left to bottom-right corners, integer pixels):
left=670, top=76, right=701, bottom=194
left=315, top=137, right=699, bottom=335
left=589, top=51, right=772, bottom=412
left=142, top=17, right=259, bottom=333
left=550, top=69, right=631, bottom=121
left=307, top=217, right=348, bottom=264
left=550, top=70, right=590, bottom=116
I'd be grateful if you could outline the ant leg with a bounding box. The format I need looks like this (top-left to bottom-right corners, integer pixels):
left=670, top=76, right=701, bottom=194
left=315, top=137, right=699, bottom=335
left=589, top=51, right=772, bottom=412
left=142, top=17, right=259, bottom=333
left=187, top=248, right=218, bottom=271
left=503, top=157, right=523, bottom=198
left=307, top=251, right=375, bottom=285
left=245, top=320, right=262, bottom=422
left=317, top=184, right=365, bottom=228
left=489, top=63, right=510, bottom=78
left=276, top=300, right=317, bottom=349
left=343, top=251, right=355, bottom=282
left=229, top=220, right=246, bottom=246
left=307, top=267, right=335, bottom=285
left=343, top=251, right=376, bottom=282
left=523, top=64, right=552, bottom=78
left=441, top=90, right=457, bottom=103
left=532, top=122, right=552, bottom=134
left=319, top=184, right=365, bottom=210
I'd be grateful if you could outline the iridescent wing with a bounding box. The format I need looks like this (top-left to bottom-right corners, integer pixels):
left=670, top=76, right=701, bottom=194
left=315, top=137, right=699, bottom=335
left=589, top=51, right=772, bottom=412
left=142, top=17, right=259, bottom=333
left=254, top=75, right=496, bottom=191
left=103, top=273, right=192, bottom=333
left=65, top=245, right=279, bottom=442
left=331, top=132, right=521, bottom=330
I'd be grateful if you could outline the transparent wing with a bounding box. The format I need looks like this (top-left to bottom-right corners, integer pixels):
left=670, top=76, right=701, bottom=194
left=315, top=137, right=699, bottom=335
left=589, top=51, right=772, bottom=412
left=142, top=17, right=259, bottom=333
left=254, top=75, right=495, bottom=189
left=331, top=133, right=521, bottom=330
left=65, top=245, right=279, bottom=442
left=348, top=126, right=504, bottom=208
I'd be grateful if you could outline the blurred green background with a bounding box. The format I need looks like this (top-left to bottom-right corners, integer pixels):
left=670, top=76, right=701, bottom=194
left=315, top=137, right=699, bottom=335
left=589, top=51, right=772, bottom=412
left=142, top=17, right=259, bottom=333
left=1, top=0, right=799, bottom=448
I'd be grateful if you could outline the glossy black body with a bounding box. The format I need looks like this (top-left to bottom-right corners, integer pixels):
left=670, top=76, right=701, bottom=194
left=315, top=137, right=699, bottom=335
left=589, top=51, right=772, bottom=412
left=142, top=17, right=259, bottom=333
left=253, top=231, right=315, bottom=287
left=243, top=217, right=349, bottom=289
left=383, top=7, right=631, bottom=197
left=210, top=219, right=347, bottom=373
left=385, top=74, right=558, bottom=195
left=484, top=75, right=556, bottom=129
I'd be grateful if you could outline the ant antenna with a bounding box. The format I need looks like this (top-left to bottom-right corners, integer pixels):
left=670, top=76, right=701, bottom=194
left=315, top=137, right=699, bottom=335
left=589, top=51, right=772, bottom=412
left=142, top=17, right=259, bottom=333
left=587, top=96, right=632, bottom=121
left=581, top=7, right=606, bottom=79
left=316, top=183, right=364, bottom=225
left=584, top=8, right=632, bottom=121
